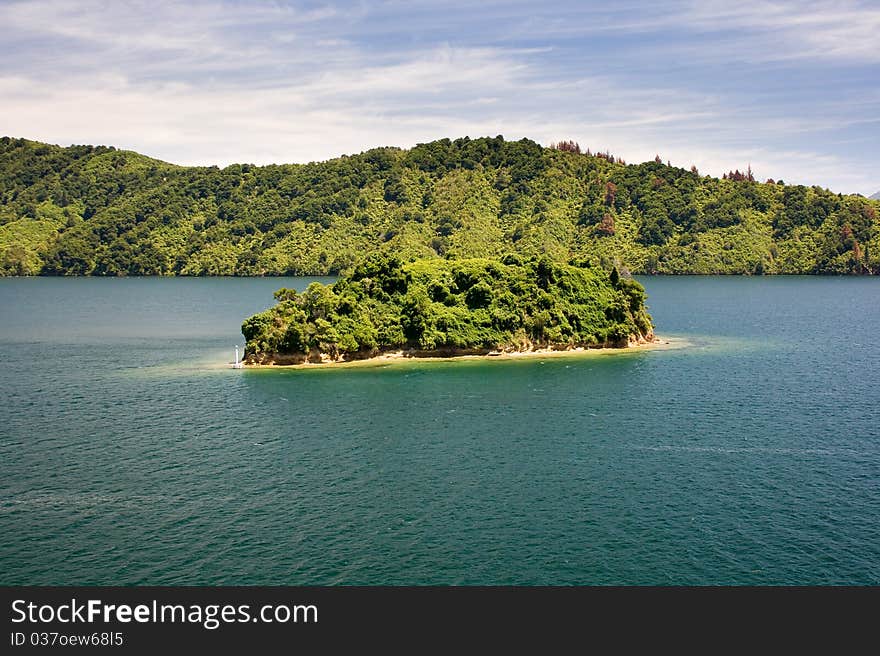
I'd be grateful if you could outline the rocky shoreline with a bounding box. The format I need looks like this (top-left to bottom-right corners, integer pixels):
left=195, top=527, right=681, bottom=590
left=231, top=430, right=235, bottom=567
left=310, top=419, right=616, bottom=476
left=244, top=332, right=662, bottom=368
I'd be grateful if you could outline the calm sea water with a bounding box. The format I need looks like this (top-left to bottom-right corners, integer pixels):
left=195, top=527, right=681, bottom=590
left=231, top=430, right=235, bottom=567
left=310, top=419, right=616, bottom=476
left=1, top=276, right=878, bottom=585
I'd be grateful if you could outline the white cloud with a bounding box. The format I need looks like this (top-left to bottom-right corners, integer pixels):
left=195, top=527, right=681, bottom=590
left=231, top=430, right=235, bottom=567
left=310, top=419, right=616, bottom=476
left=676, top=0, right=880, bottom=63
left=0, top=1, right=876, bottom=194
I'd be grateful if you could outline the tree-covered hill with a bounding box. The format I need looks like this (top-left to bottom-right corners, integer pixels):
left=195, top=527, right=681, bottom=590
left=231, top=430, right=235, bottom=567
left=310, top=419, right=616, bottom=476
left=242, top=253, right=653, bottom=364
left=1, top=135, right=877, bottom=276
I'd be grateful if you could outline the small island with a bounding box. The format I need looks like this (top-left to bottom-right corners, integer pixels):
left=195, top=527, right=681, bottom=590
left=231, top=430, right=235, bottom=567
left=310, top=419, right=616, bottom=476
left=242, top=254, right=655, bottom=365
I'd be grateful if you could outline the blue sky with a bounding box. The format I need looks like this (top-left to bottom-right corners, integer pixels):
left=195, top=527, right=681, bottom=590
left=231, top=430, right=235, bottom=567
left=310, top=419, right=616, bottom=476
left=1, top=0, right=878, bottom=194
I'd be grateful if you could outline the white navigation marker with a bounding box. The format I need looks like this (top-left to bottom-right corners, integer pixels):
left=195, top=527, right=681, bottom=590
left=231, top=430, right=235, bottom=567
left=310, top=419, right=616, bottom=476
left=233, top=345, right=243, bottom=369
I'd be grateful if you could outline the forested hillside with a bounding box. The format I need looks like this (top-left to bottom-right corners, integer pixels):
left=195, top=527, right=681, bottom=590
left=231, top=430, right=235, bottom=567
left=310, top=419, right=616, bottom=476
left=1, top=135, right=877, bottom=276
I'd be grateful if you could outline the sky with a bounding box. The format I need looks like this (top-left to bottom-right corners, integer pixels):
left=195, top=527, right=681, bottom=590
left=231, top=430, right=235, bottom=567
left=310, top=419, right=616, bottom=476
left=1, top=0, right=878, bottom=195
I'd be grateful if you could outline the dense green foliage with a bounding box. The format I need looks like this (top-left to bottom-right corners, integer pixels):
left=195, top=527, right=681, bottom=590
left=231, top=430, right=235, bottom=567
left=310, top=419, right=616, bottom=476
left=2, top=135, right=878, bottom=276
left=242, top=254, right=653, bottom=362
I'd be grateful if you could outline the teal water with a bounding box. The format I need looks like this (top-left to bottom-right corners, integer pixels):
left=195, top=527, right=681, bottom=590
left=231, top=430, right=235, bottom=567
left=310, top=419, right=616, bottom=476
left=1, top=276, right=878, bottom=585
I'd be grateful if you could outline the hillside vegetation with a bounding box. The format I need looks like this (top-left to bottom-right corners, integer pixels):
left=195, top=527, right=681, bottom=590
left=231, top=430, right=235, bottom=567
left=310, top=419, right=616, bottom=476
left=1, top=135, right=878, bottom=276
left=242, top=253, right=653, bottom=363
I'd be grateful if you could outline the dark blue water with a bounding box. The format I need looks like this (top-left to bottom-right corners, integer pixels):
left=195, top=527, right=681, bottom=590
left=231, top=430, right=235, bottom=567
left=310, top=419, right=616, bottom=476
left=1, top=276, right=878, bottom=585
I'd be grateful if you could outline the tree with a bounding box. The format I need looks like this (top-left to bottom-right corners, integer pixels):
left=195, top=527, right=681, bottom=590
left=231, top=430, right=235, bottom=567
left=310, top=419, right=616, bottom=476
left=550, top=140, right=581, bottom=154
left=596, top=213, right=615, bottom=236
left=604, top=182, right=617, bottom=207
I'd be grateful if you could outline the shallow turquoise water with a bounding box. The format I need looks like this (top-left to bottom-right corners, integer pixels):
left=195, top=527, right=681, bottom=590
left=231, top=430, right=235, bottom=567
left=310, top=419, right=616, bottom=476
left=1, top=276, right=878, bottom=585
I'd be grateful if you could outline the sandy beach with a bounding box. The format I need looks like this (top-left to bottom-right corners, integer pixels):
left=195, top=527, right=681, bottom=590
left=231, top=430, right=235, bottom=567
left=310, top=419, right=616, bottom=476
left=240, top=336, right=684, bottom=370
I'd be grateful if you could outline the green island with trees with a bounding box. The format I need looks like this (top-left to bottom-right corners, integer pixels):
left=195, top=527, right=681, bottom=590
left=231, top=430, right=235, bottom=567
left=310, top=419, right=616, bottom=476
left=1, top=135, right=878, bottom=277
left=241, top=253, right=654, bottom=364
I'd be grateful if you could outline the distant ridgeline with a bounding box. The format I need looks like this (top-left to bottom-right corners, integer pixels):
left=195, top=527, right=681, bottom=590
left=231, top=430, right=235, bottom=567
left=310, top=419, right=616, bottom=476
left=241, top=254, right=654, bottom=364
left=1, top=135, right=878, bottom=276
